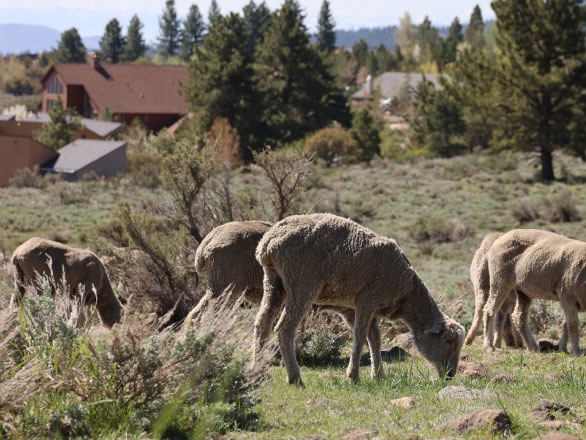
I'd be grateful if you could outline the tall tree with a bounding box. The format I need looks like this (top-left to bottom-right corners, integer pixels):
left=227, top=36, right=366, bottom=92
left=317, top=0, right=336, bottom=53
left=123, top=15, right=147, bottom=62
left=437, top=17, right=463, bottom=70
left=181, top=4, right=205, bottom=60
left=349, top=109, right=381, bottom=162
left=466, top=5, right=485, bottom=52
left=184, top=13, right=258, bottom=157
left=99, top=18, right=125, bottom=63
left=418, top=16, right=439, bottom=65
left=54, top=28, right=86, bottom=63
left=208, top=0, right=221, bottom=25
left=488, top=0, right=586, bottom=180
left=158, top=0, right=181, bottom=57
left=254, top=0, right=350, bottom=146
left=243, top=1, right=272, bottom=55
left=33, top=97, right=81, bottom=150
left=395, top=12, right=417, bottom=57
left=352, top=39, right=368, bottom=65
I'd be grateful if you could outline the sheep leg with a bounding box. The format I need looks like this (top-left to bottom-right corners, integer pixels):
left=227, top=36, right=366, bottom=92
left=559, top=295, right=581, bottom=355
left=10, top=265, right=27, bottom=308
left=335, top=308, right=383, bottom=379
left=183, top=289, right=214, bottom=330
left=511, top=292, right=538, bottom=351
left=558, top=320, right=569, bottom=353
left=347, top=304, right=375, bottom=382
left=464, top=291, right=485, bottom=345
left=511, top=319, right=523, bottom=348
left=275, top=286, right=317, bottom=386
left=252, top=268, right=285, bottom=365
left=494, top=308, right=506, bottom=348
left=483, top=281, right=512, bottom=351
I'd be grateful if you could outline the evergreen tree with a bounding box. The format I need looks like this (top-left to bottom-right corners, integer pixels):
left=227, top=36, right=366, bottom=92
left=418, top=16, right=439, bottom=65
left=208, top=0, right=221, bottom=25
left=158, top=0, right=181, bottom=57
left=99, top=18, right=125, bottom=63
left=466, top=5, right=484, bottom=52
left=33, top=97, right=81, bottom=150
left=184, top=13, right=258, bottom=157
left=437, top=17, right=463, bottom=69
left=54, top=28, right=86, bottom=63
left=317, top=0, right=336, bottom=53
left=395, top=12, right=417, bottom=57
left=366, top=51, right=379, bottom=75
left=181, top=4, right=205, bottom=60
left=243, top=1, right=271, bottom=55
left=123, top=15, right=147, bottom=62
left=352, top=39, right=368, bottom=65
left=489, top=0, right=586, bottom=180
left=349, top=109, right=381, bottom=162
left=254, top=0, right=350, bottom=146
left=375, top=44, right=397, bottom=72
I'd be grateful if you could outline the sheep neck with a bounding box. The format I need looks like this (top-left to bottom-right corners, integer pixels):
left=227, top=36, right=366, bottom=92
left=398, top=273, right=444, bottom=332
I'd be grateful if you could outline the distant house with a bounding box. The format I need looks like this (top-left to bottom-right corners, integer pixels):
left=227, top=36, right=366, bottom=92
left=41, top=139, right=126, bottom=180
left=0, top=132, right=57, bottom=186
left=352, top=72, right=441, bottom=101
left=40, top=52, right=189, bottom=132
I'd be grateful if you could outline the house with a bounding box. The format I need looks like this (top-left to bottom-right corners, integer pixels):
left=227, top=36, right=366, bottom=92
left=352, top=72, right=441, bottom=102
left=40, top=52, right=189, bottom=132
left=41, top=139, right=126, bottom=180
left=0, top=134, right=57, bottom=186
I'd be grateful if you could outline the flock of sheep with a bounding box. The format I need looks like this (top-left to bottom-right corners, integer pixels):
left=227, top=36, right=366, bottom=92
left=8, top=213, right=586, bottom=386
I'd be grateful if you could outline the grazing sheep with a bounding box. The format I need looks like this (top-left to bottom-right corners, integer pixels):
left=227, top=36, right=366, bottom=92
left=254, top=213, right=465, bottom=385
left=483, top=229, right=585, bottom=354
left=182, top=221, right=381, bottom=369
left=465, top=233, right=522, bottom=348
left=11, top=238, right=124, bottom=328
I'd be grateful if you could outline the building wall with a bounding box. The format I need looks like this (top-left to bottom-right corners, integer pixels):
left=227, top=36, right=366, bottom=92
left=73, top=145, right=127, bottom=180
left=0, top=135, right=57, bottom=186
left=41, top=72, right=66, bottom=112
left=0, top=121, right=43, bottom=138
left=66, top=85, right=85, bottom=115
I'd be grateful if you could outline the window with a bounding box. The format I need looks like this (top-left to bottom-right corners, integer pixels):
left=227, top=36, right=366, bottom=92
left=46, top=99, right=55, bottom=111
left=46, top=73, right=63, bottom=95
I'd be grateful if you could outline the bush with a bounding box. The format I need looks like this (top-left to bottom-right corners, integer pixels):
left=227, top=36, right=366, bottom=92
left=9, top=166, right=47, bottom=189
left=296, top=310, right=347, bottom=367
left=205, top=116, right=242, bottom=169
left=304, top=127, right=357, bottom=167
left=543, top=190, right=581, bottom=223
left=349, top=109, right=381, bottom=162
left=409, top=216, right=472, bottom=244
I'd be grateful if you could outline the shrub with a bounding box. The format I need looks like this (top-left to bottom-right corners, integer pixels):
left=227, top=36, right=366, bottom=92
left=205, top=116, right=242, bottom=169
left=296, top=310, right=347, bottom=367
left=304, top=127, right=357, bottom=167
left=9, top=166, right=47, bottom=189
left=349, top=109, right=381, bottom=162
left=543, top=190, right=581, bottom=223
left=409, top=216, right=472, bottom=244
left=513, top=201, right=540, bottom=224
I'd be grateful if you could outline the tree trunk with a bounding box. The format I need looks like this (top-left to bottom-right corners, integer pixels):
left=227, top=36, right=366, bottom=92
left=540, top=147, right=554, bottom=181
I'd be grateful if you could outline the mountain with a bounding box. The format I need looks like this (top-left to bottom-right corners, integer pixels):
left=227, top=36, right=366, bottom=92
left=0, top=24, right=100, bottom=55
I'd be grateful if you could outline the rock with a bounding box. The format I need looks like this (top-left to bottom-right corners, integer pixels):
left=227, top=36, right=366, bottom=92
left=459, top=364, right=485, bottom=379
left=437, top=386, right=491, bottom=401
left=342, top=428, right=378, bottom=440
left=538, top=339, right=560, bottom=352
left=538, top=420, right=581, bottom=430
left=544, top=373, right=564, bottom=381
left=390, top=397, right=414, bottom=409
left=390, top=333, right=414, bottom=351
left=530, top=433, right=582, bottom=440
left=380, top=345, right=410, bottom=362
left=531, top=400, right=570, bottom=421
left=440, top=409, right=511, bottom=434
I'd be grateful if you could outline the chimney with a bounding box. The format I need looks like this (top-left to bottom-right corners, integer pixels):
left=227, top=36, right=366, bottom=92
left=86, top=51, right=101, bottom=69
left=366, top=74, right=374, bottom=94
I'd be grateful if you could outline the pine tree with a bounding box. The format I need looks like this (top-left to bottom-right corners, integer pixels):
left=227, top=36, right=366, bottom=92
left=158, top=0, right=181, bottom=57
left=208, top=0, right=221, bottom=25
left=54, top=28, right=86, bottom=63
left=349, top=109, right=381, bottom=162
left=352, top=39, right=368, bottom=65
left=99, top=18, right=125, bottom=63
left=466, top=5, right=484, bottom=52
left=395, top=12, right=417, bottom=58
left=243, top=1, right=272, bottom=55
left=437, top=17, right=463, bottom=69
left=254, top=0, right=350, bottom=146
left=317, top=0, right=336, bottom=53
left=181, top=4, right=205, bottom=60
left=33, top=97, right=81, bottom=150
left=418, top=16, right=439, bottom=65
left=184, top=13, right=258, bottom=157
left=123, top=15, right=147, bottom=62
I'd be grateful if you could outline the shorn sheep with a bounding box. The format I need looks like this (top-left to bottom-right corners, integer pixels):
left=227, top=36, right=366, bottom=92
left=483, top=229, right=586, bottom=354
left=11, top=237, right=124, bottom=328
left=254, top=213, right=465, bottom=385
left=182, top=221, right=380, bottom=348
left=465, top=232, right=522, bottom=348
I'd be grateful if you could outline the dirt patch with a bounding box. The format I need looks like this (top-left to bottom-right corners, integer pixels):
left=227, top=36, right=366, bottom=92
left=458, top=362, right=485, bottom=379
left=530, top=433, right=582, bottom=440
left=342, top=428, right=378, bottom=440
left=531, top=400, right=570, bottom=421
left=440, top=409, right=511, bottom=434
left=538, top=420, right=581, bottom=430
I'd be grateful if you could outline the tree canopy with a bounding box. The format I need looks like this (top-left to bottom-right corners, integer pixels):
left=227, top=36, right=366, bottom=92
left=54, top=28, right=86, bottom=63
left=100, top=18, right=125, bottom=63
left=158, top=0, right=181, bottom=57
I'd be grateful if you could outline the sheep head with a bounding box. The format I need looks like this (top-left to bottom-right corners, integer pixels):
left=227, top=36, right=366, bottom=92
left=412, top=317, right=465, bottom=379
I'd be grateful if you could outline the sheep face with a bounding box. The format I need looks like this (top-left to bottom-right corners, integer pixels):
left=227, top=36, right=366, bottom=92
left=413, top=319, right=465, bottom=378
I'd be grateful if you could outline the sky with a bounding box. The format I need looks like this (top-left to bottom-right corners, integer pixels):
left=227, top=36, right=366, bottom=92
left=0, top=0, right=496, bottom=43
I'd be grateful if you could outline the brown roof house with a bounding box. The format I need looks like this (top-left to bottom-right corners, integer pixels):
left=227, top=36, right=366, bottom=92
left=0, top=114, right=125, bottom=186
left=40, top=52, right=189, bottom=132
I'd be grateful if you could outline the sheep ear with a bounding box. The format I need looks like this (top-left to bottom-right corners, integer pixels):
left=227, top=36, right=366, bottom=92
left=424, top=322, right=443, bottom=335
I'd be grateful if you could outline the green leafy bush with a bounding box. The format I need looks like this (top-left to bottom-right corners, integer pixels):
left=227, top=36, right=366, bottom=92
left=305, top=126, right=357, bottom=167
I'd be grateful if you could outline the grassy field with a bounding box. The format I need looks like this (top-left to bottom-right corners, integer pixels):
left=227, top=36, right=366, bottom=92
left=1, top=150, right=586, bottom=438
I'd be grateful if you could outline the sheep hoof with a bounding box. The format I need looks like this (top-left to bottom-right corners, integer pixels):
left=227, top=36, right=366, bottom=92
left=287, top=376, right=304, bottom=387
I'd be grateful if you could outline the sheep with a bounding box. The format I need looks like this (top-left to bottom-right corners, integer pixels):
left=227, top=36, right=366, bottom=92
left=465, top=232, right=522, bottom=348
left=253, top=213, right=465, bottom=385
left=482, top=229, right=586, bottom=354
left=11, top=237, right=124, bottom=328
left=182, top=221, right=381, bottom=365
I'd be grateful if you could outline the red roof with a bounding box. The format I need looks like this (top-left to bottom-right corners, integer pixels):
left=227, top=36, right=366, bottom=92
left=42, top=64, right=189, bottom=114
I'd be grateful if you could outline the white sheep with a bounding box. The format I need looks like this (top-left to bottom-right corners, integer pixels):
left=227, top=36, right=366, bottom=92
left=483, top=229, right=585, bottom=354
left=465, top=232, right=522, bottom=348
left=11, top=237, right=124, bottom=328
left=253, top=213, right=465, bottom=385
